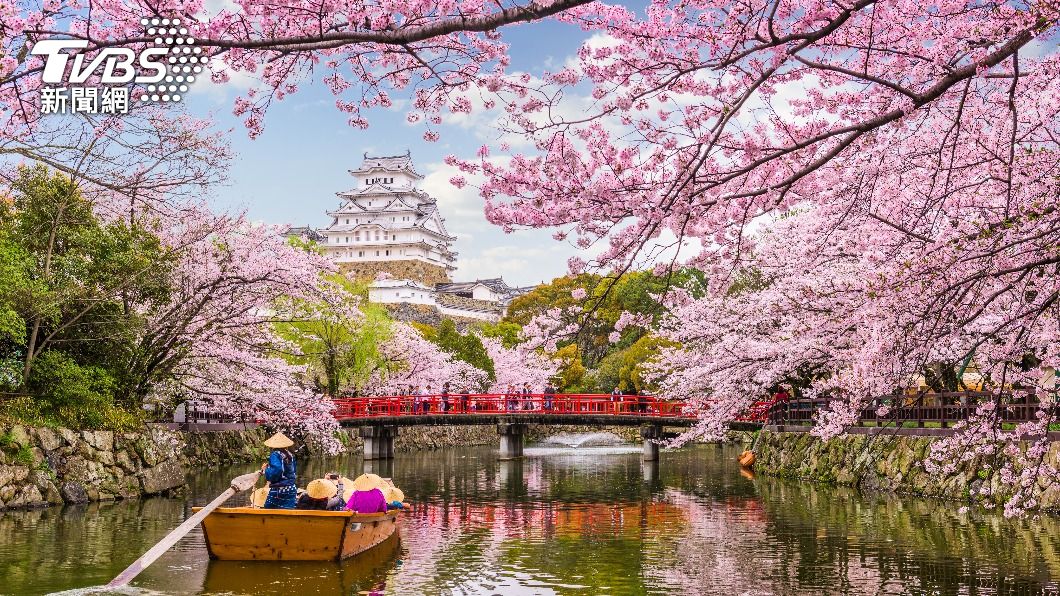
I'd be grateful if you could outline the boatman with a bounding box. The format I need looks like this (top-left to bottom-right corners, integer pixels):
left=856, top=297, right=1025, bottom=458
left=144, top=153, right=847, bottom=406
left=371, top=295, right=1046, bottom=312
left=261, top=432, right=298, bottom=509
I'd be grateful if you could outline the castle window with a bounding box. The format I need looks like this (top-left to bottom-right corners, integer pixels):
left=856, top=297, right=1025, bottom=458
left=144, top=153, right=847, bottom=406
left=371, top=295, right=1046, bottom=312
left=365, top=179, right=369, bottom=184
left=375, top=250, right=380, bottom=256
left=358, top=251, right=364, bottom=257
left=354, top=232, right=360, bottom=241
left=345, top=236, right=349, bottom=243
left=345, top=219, right=349, bottom=224
left=385, top=250, right=390, bottom=256
left=375, top=231, right=380, bottom=241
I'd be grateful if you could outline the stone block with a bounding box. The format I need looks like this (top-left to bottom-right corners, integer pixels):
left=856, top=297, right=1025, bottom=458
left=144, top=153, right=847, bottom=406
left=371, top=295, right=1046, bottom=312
left=5, top=485, right=44, bottom=508
left=140, top=459, right=187, bottom=495
left=82, top=430, right=114, bottom=453
left=0, top=465, right=30, bottom=488
left=60, top=481, right=89, bottom=504
left=116, top=450, right=139, bottom=474
left=34, top=428, right=61, bottom=452
left=7, top=425, right=31, bottom=449
left=58, top=428, right=80, bottom=447
left=96, top=450, right=115, bottom=467
left=31, top=472, right=63, bottom=506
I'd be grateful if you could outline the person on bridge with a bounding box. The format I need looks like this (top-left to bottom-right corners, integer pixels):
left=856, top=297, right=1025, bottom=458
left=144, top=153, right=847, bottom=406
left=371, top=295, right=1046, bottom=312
left=505, top=384, right=517, bottom=411
left=543, top=382, right=556, bottom=411
left=521, top=382, right=534, bottom=410
left=441, top=382, right=451, bottom=413
left=610, top=387, right=622, bottom=413
left=459, top=387, right=471, bottom=413
left=261, top=432, right=297, bottom=509
left=424, top=384, right=434, bottom=413
left=412, top=385, right=423, bottom=414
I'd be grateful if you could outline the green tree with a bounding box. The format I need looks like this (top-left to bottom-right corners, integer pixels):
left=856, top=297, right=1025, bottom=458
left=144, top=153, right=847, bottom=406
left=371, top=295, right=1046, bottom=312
left=275, top=275, right=392, bottom=395
left=476, top=320, right=522, bottom=348
left=0, top=166, right=173, bottom=427
left=433, top=319, right=495, bottom=382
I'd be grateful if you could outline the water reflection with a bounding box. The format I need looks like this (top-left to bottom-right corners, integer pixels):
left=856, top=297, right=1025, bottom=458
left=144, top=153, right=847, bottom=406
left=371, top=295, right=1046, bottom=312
left=1, top=445, right=1059, bottom=594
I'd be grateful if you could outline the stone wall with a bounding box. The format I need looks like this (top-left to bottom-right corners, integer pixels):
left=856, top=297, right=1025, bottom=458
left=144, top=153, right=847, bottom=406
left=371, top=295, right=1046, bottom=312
left=338, top=424, right=643, bottom=453
left=383, top=303, right=482, bottom=329
left=0, top=424, right=268, bottom=511
left=754, top=429, right=1060, bottom=511
left=435, top=292, right=502, bottom=315
left=340, top=260, right=451, bottom=285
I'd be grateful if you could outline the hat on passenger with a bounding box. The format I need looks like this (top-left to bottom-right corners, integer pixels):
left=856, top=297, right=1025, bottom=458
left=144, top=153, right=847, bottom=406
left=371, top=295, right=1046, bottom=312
left=251, top=486, right=269, bottom=508
left=351, top=473, right=385, bottom=492
left=338, top=476, right=355, bottom=502
left=306, top=478, right=338, bottom=500
left=383, top=485, right=404, bottom=503
left=264, top=432, right=294, bottom=449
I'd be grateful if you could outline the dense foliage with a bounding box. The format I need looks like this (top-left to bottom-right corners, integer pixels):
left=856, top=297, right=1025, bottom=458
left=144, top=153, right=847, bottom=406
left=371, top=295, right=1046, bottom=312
left=0, top=167, right=172, bottom=428
left=504, top=270, right=701, bottom=392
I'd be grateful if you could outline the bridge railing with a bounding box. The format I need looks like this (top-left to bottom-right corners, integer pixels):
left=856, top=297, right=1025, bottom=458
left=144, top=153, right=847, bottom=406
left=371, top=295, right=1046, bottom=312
left=765, top=390, right=1044, bottom=428
left=332, top=393, right=697, bottom=420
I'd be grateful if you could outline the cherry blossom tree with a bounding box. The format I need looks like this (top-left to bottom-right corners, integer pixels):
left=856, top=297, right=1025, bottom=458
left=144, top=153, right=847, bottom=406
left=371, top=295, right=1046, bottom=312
left=371, top=322, right=488, bottom=393
left=133, top=206, right=345, bottom=450
left=480, top=335, right=558, bottom=392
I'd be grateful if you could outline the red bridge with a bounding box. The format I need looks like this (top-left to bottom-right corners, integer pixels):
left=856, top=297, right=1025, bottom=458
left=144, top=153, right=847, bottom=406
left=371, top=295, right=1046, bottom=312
left=331, top=393, right=770, bottom=461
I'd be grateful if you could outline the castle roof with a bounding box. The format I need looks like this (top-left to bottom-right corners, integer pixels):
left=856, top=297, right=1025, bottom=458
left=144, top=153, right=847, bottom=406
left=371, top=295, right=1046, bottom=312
left=436, top=277, right=521, bottom=297
left=350, top=151, right=423, bottom=179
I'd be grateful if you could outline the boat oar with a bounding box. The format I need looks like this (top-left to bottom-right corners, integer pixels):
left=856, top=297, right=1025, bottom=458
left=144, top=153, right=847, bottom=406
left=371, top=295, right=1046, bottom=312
left=106, top=470, right=261, bottom=588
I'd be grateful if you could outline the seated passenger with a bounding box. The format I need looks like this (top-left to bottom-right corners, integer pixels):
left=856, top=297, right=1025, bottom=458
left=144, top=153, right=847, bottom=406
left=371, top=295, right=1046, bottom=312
left=383, top=485, right=406, bottom=510
left=346, top=473, right=387, bottom=514
left=296, top=477, right=346, bottom=511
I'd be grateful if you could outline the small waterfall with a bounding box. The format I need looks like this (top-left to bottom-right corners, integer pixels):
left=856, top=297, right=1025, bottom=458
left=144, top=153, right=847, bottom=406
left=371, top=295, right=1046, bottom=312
left=537, top=432, right=630, bottom=448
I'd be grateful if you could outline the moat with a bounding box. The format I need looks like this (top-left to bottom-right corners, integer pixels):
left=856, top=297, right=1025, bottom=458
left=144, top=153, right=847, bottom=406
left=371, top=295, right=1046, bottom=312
left=2, top=444, right=1059, bottom=594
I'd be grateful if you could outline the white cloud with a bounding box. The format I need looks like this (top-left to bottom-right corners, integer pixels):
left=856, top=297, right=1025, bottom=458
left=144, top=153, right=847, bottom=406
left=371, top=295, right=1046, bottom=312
left=189, top=58, right=259, bottom=104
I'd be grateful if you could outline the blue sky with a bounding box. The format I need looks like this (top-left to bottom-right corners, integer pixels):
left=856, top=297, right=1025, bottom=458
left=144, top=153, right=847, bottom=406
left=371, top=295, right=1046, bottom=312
left=185, top=17, right=607, bottom=287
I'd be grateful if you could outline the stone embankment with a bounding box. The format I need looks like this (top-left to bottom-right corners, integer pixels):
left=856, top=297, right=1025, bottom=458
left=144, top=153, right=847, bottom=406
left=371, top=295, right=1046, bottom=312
left=0, top=422, right=645, bottom=511
left=0, top=424, right=269, bottom=511
left=337, top=424, right=642, bottom=452
left=754, top=429, right=1060, bottom=510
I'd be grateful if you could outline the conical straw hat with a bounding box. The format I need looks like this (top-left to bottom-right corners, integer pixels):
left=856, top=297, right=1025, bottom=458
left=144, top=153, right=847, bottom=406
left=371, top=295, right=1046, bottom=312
left=338, top=476, right=355, bottom=502
left=383, top=485, right=404, bottom=503
left=264, top=432, right=294, bottom=449
left=251, top=486, right=269, bottom=508
left=306, top=478, right=338, bottom=499
left=351, top=473, right=384, bottom=492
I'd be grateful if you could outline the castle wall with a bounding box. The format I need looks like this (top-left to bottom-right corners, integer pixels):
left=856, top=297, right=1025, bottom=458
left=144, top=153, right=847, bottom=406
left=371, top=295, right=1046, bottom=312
left=340, top=260, right=451, bottom=285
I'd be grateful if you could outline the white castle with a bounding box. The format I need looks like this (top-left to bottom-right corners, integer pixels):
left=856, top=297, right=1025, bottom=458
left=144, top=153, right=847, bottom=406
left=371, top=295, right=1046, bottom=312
left=290, top=152, right=529, bottom=321
left=321, top=152, right=458, bottom=274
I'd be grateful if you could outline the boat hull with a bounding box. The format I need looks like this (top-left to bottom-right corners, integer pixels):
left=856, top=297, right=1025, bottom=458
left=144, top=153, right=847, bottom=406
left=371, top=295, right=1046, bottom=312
left=194, top=507, right=399, bottom=561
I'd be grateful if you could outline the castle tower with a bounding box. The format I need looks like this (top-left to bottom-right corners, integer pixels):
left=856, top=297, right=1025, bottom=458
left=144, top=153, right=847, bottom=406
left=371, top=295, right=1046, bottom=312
left=321, top=152, right=456, bottom=285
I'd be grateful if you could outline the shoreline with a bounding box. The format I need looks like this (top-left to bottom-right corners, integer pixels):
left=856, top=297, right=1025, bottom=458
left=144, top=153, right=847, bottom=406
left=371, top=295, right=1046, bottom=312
left=0, top=423, right=644, bottom=511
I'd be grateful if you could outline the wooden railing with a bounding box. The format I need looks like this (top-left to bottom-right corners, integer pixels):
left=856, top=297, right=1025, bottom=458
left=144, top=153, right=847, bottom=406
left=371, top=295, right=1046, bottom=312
left=765, top=391, right=1045, bottom=428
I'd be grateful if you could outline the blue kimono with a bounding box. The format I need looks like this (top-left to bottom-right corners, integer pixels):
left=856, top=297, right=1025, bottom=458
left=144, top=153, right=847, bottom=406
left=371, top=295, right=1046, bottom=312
left=263, top=448, right=297, bottom=509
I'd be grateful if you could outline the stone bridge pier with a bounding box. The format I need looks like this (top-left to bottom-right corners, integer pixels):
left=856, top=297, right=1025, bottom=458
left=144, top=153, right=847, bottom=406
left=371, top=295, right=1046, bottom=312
left=360, top=425, right=398, bottom=460
left=641, top=424, right=663, bottom=461
left=497, top=423, right=527, bottom=460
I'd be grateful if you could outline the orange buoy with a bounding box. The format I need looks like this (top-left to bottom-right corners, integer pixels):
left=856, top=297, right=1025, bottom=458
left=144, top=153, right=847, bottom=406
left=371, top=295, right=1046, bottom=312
left=737, top=450, right=756, bottom=468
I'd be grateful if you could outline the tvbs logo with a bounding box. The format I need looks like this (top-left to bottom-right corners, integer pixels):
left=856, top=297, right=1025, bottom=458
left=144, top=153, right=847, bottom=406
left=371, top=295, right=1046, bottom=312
left=32, top=18, right=208, bottom=114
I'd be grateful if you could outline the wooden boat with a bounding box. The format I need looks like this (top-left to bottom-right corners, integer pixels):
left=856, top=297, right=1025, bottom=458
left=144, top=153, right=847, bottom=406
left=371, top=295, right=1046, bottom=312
left=203, top=532, right=401, bottom=593
left=193, top=506, right=400, bottom=561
